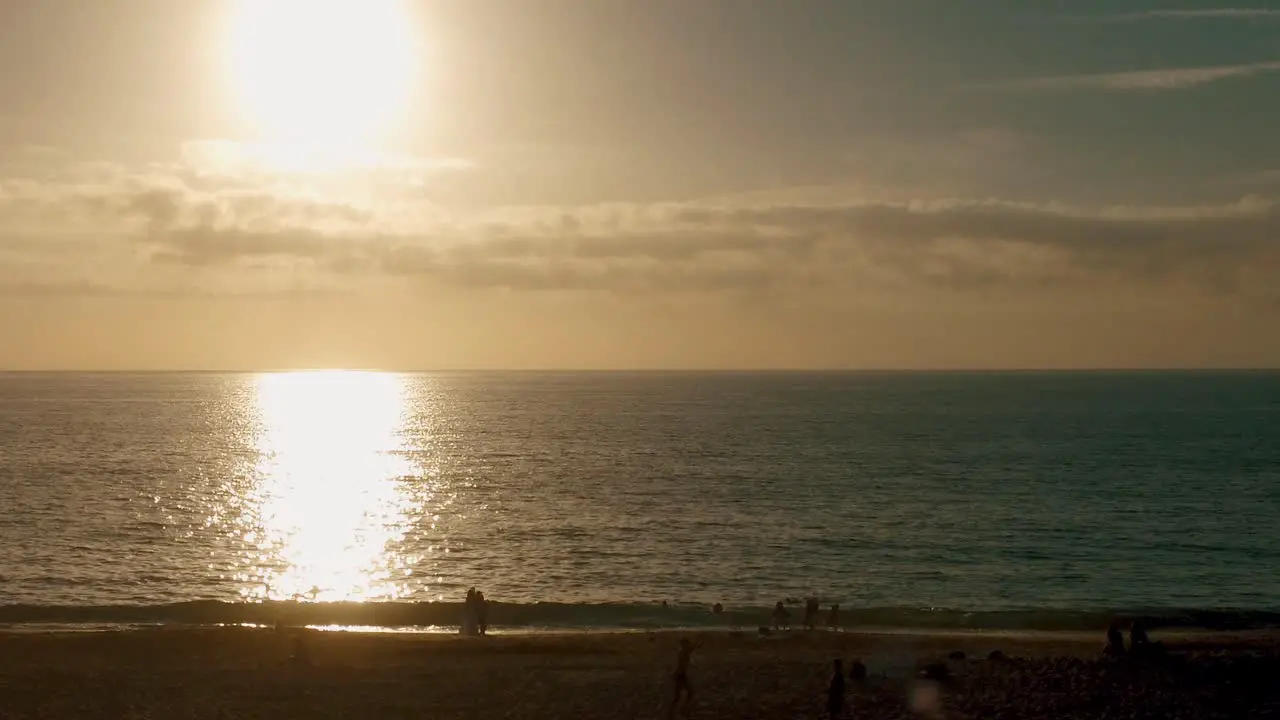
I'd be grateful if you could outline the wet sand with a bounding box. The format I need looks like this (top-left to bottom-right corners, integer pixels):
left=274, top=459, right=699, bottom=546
left=1, top=627, right=1277, bottom=718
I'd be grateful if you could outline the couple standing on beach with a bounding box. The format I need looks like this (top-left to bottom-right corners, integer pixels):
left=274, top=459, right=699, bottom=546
left=462, top=587, right=489, bottom=636
left=772, top=598, right=840, bottom=631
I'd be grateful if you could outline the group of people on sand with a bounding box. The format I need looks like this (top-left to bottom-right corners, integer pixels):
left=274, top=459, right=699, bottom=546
left=461, top=587, right=490, bottom=636
left=770, top=597, right=841, bottom=631
left=1104, top=618, right=1163, bottom=658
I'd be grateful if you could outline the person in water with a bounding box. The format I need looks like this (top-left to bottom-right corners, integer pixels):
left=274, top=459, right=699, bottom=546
left=827, top=658, right=846, bottom=719
left=668, top=637, right=702, bottom=719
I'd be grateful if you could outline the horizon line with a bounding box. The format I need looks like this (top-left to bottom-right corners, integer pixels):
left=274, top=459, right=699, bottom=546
left=1, top=367, right=1278, bottom=374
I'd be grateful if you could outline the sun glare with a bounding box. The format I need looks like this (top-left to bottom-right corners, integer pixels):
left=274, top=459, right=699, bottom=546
left=242, top=371, right=421, bottom=602
left=223, top=0, right=421, bottom=150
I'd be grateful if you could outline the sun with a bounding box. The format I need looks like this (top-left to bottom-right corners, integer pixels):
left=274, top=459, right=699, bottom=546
left=222, top=0, right=421, bottom=150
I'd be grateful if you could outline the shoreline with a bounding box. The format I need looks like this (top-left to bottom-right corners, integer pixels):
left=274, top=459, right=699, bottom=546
left=3, top=620, right=1279, bottom=642
left=4, top=599, right=1278, bottom=633
left=0, top=621, right=1270, bottom=636
left=5, top=624, right=1280, bottom=654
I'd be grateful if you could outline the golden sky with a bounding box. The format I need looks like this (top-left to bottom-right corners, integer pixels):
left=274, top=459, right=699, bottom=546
left=2, top=0, right=1279, bottom=369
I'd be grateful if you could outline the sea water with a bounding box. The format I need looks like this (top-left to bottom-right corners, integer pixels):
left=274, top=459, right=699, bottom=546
left=1, top=371, right=1277, bottom=632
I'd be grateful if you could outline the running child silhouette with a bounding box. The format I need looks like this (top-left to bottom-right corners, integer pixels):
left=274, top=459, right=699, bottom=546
left=668, top=637, right=704, bottom=719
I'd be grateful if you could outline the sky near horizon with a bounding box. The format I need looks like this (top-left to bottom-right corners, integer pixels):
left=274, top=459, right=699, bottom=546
left=1, top=0, right=1279, bottom=370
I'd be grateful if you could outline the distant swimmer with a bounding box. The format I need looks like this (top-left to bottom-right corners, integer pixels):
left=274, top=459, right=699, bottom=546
left=667, top=637, right=703, bottom=719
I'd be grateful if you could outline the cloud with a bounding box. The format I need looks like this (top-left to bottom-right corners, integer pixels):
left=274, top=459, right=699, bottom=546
left=2, top=157, right=1279, bottom=307
left=1043, top=8, right=1280, bottom=25
left=972, top=61, right=1280, bottom=92
left=179, top=139, right=475, bottom=180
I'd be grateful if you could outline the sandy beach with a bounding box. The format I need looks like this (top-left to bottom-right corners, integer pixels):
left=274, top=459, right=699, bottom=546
left=1, top=627, right=1277, bottom=719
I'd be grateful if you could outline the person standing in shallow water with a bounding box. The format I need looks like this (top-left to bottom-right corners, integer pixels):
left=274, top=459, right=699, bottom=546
left=476, top=591, right=489, bottom=635
left=668, top=637, right=702, bottom=719
left=462, top=587, right=478, bottom=636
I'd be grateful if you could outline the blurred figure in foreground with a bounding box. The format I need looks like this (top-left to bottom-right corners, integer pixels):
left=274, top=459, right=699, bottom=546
left=827, top=658, right=846, bottom=719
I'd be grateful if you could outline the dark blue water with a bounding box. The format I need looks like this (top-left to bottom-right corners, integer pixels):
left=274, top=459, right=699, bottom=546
left=1, top=371, right=1277, bottom=631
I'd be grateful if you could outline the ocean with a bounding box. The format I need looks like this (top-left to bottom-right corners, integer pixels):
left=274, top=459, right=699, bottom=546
left=1, top=371, right=1277, bottom=633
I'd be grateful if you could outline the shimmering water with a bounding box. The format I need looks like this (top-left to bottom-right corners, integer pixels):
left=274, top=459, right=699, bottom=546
left=1, top=371, right=1278, bottom=630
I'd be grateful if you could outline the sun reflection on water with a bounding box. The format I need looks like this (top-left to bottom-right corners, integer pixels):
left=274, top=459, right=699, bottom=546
left=241, top=370, right=420, bottom=602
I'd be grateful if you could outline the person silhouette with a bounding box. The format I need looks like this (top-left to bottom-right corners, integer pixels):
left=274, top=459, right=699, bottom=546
left=1104, top=622, right=1126, bottom=658
left=772, top=601, right=790, bottom=630
left=462, top=587, right=478, bottom=636
left=827, top=604, right=841, bottom=631
left=290, top=632, right=310, bottom=667
left=827, top=658, right=846, bottom=719
left=476, top=591, right=489, bottom=635
left=803, top=597, right=819, bottom=630
left=1130, top=619, right=1152, bottom=656
left=668, top=637, right=702, bottom=719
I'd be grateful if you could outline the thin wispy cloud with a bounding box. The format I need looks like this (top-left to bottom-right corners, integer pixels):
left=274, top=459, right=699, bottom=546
left=1113, top=8, right=1280, bottom=21
left=972, top=61, right=1280, bottom=92
left=1030, top=7, right=1280, bottom=26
